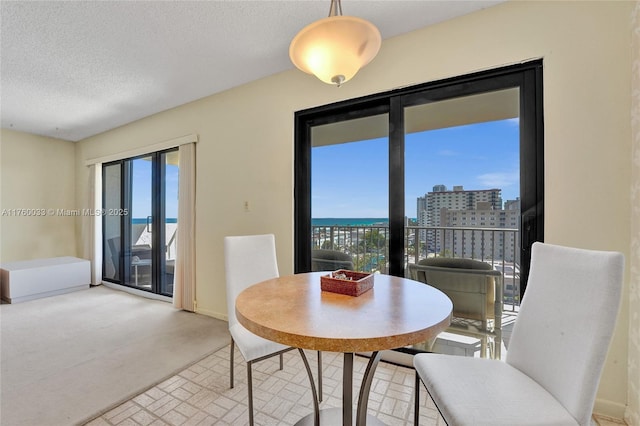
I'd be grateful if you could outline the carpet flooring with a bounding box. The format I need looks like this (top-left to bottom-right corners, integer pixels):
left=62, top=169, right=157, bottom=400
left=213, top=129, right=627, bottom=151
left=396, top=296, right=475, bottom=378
left=0, top=286, right=230, bottom=426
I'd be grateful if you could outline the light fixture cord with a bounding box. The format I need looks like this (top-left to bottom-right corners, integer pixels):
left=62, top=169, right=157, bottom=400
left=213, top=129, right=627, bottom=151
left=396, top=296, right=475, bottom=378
left=328, top=0, right=343, bottom=17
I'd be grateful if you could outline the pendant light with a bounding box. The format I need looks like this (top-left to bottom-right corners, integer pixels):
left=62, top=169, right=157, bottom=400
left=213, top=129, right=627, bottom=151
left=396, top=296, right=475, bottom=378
left=289, top=0, right=381, bottom=87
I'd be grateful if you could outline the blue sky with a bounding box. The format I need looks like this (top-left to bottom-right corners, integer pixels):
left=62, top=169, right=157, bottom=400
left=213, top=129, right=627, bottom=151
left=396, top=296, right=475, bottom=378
left=312, top=118, right=520, bottom=218
left=131, top=160, right=179, bottom=219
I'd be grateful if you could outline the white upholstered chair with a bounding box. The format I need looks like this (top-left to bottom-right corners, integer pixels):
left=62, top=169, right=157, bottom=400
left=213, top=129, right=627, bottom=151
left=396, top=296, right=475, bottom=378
left=413, top=242, right=624, bottom=426
left=224, top=234, right=322, bottom=425
left=224, top=234, right=293, bottom=426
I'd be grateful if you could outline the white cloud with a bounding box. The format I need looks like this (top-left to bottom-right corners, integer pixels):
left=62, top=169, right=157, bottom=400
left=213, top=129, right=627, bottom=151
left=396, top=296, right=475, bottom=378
left=477, top=172, right=519, bottom=188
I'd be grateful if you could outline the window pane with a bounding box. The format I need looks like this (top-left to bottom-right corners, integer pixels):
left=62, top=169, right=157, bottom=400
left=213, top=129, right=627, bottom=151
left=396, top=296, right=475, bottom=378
left=128, top=156, right=153, bottom=289
left=311, top=113, right=389, bottom=273
left=163, top=150, right=179, bottom=296
left=404, top=89, right=521, bottom=359
left=405, top=89, right=521, bottom=291
left=103, top=163, right=121, bottom=281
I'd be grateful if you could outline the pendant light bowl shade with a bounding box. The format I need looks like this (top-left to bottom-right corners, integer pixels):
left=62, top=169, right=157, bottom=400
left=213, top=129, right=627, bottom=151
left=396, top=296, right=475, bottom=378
left=289, top=15, right=381, bottom=86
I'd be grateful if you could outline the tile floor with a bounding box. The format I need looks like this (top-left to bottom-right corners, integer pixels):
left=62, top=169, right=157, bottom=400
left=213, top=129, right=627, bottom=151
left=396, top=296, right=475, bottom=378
left=85, top=344, right=626, bottom=426
left=86, top=346, right=445, bottom=426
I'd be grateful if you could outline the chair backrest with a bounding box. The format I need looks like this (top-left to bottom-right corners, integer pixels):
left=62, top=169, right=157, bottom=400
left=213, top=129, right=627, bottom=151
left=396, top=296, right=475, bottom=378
left=411, top=258, right=501, bottom=321
left=311, top=249, right=354, bottom=271
left=224, top=234, right=279, bottom=329
left=506, top=242, right=624, bottom=425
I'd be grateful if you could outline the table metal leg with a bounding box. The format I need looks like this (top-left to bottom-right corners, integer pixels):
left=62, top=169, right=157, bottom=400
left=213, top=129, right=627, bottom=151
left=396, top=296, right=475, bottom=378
left=343, top=353, right=354, bottom=425
left=298, top=349, right=320, bottom=426
left=356, top=351, right=381, bottom=425
left=295, top=352, right=385, bottom=426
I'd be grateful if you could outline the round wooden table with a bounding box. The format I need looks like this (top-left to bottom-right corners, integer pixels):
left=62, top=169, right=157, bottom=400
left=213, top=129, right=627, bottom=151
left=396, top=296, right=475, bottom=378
left=236, top=272, right=452, bottom=426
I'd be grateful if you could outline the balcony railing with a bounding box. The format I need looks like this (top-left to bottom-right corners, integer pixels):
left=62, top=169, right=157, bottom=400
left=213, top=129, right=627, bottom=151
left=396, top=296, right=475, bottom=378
left=312, top=224, right=521, bottom=311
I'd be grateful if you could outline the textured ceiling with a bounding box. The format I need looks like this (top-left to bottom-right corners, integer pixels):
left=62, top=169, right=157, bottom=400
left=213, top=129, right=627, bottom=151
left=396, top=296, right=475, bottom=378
left=1, top=1, right=503, bottom=142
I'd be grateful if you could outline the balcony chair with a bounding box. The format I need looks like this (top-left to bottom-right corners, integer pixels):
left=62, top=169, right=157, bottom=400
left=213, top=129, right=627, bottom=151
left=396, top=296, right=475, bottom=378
left=107, top=232, right=173, bottom=289
left=311, top=249, right=354, bottom=271
left=106, top=236, right=151, bottom=280
left=224, top=234, right=322, bottom=425
left=408, top=257, right=503, bottom=359
left=413, top=242, right=624, bottom=426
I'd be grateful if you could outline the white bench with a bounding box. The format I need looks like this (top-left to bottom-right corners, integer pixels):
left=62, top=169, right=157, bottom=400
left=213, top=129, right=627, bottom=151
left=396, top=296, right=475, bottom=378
left=0, top=257, right=90, bottom=303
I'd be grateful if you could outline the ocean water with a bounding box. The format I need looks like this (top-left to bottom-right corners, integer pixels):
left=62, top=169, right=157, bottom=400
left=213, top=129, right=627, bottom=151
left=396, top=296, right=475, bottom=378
left=312, top=218, right=389, bottom=227
left=132, top=218, right=177, bottom=224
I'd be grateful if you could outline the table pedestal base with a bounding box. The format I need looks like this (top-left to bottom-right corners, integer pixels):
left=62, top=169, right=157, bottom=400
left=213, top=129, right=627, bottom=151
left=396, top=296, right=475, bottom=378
left=294, top=408, right=385, bottom=426
left=297, top=350, right=384, bottom=426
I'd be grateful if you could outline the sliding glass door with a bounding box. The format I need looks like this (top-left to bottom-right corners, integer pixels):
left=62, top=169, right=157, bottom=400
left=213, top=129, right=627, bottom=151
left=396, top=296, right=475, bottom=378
left=295, top=61, right=543, bottom=297
left=102, top=149, right=179, bottom=297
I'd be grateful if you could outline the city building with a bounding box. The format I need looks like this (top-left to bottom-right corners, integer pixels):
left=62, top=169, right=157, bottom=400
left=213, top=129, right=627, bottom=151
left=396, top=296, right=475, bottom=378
left=417, top=185, right=504, bottom=254
left=439, top=199, right=520, bottom=263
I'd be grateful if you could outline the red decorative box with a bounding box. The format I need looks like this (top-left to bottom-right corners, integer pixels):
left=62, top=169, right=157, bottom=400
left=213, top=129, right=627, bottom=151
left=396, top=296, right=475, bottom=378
left=320, top=270, right=374, bottom=297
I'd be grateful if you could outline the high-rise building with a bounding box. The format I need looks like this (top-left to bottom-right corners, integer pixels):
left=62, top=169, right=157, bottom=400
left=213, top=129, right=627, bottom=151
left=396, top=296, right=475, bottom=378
left=505, top=198, right=520, bottom=211
left=416, top=196, right=428, bottom=222
left=417, top=185, right=520, bottom=262
left=417, top=185, right=502, bottom=225
left=439, top=202, right=520, bottom=263
left=425, top=185, right=502, bottom=226
left=417, top=185, right=504, bottom=253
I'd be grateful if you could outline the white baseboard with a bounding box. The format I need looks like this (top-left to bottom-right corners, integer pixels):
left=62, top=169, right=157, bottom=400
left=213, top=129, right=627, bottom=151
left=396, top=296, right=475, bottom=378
left=195, top=306, right=227, bottom=322
left=593, top=398, right=626, bottom=422
left=101, top=282, right=172, bottom=303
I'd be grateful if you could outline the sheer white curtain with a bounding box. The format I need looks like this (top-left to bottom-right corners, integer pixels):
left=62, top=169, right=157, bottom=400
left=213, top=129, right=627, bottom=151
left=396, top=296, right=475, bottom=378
left=173, top=142, right=196, bottom=310
left=83, top=163, right=103, bottom=285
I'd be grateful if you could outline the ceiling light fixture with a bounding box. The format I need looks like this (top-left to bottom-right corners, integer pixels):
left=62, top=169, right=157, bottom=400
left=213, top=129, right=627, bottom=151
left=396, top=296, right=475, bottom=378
left=289, top=0, right=381, bottom=87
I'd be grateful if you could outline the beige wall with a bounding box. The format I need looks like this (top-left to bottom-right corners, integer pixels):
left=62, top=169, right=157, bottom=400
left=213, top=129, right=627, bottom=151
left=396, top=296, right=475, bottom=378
left=73, top=0, right=635, bottom=420
left=0, top=129, right=78, bottom=262
left=628, top=3, right=639, bottom=425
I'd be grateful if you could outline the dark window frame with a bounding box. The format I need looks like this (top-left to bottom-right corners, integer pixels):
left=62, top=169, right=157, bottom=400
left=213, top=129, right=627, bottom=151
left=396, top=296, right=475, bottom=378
left=102, top=148, right=177, bottom=297
left=294, top=60, right=544, bottom=296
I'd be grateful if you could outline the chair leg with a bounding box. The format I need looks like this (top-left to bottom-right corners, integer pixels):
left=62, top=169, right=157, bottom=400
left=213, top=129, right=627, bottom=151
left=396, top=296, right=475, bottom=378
left=279, top=353, right=284, bottom=370
left=247, top=361, right=254, bottom=426
left=317, top=351, right=323, bottom=402
left=230, top=338, right=235, bottom=388
left=481, top=335, right=488, bottom=358
left=414, top=370, right=420, bottom=425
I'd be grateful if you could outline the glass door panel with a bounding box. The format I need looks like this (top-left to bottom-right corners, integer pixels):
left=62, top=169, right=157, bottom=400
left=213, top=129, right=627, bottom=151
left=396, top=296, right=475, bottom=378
left=311, top=113, right=389, bottom=273
left=128, top=156, right=154, bottom=290
left=103, top=163, right=122, bottom=281
left=162, top=150, right=180, bottom=296
left=404, top=88, right=521, bottom=359
left=404, top=89, right=521, bottom=298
